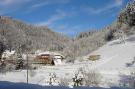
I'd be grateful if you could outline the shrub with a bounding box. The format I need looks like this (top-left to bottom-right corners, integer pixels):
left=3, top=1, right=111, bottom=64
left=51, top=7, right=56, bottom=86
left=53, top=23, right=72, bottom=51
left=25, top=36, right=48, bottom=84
left=59, top=78, right=71, bottom=86
left=83, top=70, right=101, bottom=87
left=72, top=67, right=102, bottom=87
left=129, top=71, right=135, bottom=88
left=0, top=62, right=15, bottom=73
left=119, top=71, right=135, bottom=88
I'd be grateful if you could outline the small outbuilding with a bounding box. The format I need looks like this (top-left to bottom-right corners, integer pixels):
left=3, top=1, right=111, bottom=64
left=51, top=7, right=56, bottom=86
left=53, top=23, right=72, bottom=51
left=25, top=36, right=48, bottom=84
left=87, top=54, right=100, bottom=61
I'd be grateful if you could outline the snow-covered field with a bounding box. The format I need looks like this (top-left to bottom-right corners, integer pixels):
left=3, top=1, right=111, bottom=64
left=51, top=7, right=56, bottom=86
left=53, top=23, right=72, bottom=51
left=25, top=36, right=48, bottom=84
left=0, top=35, right=135, bottom=87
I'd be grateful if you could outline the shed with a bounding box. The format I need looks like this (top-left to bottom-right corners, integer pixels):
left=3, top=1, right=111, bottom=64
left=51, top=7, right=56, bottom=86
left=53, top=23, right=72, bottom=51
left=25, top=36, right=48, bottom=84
left=87, top=55, right=101, bottom=61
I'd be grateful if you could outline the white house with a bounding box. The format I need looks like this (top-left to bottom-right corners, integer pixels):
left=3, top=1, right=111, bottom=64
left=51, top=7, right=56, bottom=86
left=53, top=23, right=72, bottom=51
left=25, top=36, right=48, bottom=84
left=53, top=54, right=64, bottom=66
left=2, top=50, right=15, bottom=59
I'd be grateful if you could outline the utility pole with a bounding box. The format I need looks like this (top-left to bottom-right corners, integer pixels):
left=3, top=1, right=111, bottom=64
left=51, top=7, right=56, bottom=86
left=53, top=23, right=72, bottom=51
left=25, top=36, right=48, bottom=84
left=26, top=37, right=30, bottom=84
left=73, top=38, right=75, bottom=63
left=25, top=37, right=30, bottom=84
left=26, top=52, right=29, bottom=84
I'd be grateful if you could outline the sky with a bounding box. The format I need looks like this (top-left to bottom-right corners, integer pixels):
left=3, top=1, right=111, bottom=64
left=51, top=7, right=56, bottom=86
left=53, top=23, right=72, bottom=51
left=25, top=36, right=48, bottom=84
left=0, top=0, right=132, bottom=37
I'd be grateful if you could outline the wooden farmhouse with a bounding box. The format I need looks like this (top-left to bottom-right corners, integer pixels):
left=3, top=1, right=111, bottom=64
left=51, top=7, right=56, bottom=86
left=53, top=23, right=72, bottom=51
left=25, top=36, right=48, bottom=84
left=34, top=51, right=64, bottom=65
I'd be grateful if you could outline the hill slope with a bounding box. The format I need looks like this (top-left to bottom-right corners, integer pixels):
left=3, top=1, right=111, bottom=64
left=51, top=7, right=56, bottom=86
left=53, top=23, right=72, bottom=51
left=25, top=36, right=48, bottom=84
left=87, top=35, right=135, bottom=71
left=74, top=0, right=135, bottom=57
left=0, top=16, right=70, bottom=53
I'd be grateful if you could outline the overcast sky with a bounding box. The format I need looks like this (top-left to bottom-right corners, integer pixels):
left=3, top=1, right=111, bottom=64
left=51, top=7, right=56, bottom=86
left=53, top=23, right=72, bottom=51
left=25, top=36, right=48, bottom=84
left=0, top=0, right=131, bottom=36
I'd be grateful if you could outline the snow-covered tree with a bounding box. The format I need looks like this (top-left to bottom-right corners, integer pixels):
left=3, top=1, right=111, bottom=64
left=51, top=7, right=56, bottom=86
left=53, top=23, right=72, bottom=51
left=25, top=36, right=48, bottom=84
left=114, top=30, right=126, bottom=43
left=48, top=73, right=59, bottom=86
left=15, top=46, right=24, bottom=70
left=72, top=68, right=84, bottom=87
left=72, top=67, right=102, bottom=87
left=0, top=35, right=7, bottom=60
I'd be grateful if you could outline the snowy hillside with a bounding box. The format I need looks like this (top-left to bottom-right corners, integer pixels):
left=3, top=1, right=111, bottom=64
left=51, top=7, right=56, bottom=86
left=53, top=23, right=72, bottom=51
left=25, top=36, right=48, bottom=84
left=83, top=35, right=135, bottom=86
left=0, top=35, right=135, bottom=87
left=88, top=35, right=135, bottom=71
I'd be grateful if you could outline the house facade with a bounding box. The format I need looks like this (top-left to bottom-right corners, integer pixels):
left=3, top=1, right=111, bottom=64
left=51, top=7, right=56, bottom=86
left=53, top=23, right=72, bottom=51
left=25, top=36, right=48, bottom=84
left=34, top=51, right=64, bottom=65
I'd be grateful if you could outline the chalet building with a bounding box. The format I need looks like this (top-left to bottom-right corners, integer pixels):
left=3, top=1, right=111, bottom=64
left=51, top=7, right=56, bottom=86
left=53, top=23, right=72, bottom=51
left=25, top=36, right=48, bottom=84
left=34, top=54, right=54, bottom=65
left=34, top=51, right=65, bottom=65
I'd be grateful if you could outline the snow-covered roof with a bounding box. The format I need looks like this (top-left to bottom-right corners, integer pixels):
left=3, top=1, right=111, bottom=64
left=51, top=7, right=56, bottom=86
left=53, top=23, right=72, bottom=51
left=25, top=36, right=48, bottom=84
left=36, top=51, right=64, bottom=57
left=3, top=50, right=15, bottom=55
left=2, top=50, right=15, bottom=58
